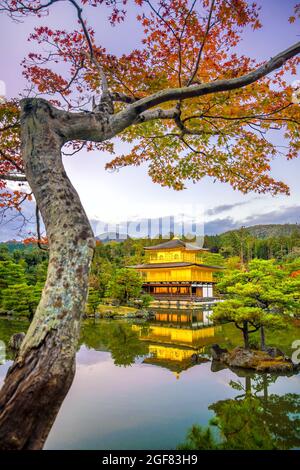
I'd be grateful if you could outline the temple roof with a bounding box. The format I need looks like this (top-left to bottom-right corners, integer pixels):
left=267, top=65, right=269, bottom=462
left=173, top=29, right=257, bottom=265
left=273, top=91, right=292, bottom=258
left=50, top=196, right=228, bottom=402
left=144, top=239, right=208, bottom=251
left=128, top=262, right=223, bottom=269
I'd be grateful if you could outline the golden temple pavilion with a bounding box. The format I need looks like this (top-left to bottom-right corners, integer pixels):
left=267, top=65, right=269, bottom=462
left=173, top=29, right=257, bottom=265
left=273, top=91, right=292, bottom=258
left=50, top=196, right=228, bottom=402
left=130, top=238, right=222, bottom=306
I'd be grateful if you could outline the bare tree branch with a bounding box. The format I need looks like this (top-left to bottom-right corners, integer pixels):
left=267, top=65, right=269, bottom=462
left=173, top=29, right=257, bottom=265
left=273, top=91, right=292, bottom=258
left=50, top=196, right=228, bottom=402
left=187, top=0, right=215, bottom=86
left=0, top=149, right=24, bottom=174
left=0, top=174, right=27, bottom=181
left=122, top=41, right=300, bottom=118
left=62, top=142, right=85, bottom=156
left=183, top=104, right=294, bottom=123
left=135, top=106, right=179, bottom=123
left=109, top=92, right=141, bottom=104
left=144, top=0, right=179, bottom=40
left=144, top=0, right=197, bottom=87
left=68, top=0, right=109, bottom=97
left=0, top=0, right=60, bottom=15
left=178, top=0, right=197, bottom=86
left=21, top=41, right=300, bottom=146
left=35, top=204, right=48, bottom=251
left=59, top=58, right=85, bottom=94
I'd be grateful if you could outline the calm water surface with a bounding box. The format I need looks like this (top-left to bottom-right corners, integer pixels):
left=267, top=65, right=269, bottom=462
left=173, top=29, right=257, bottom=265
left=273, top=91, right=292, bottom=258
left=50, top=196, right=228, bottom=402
left=0, top=313, right=299, bottom=450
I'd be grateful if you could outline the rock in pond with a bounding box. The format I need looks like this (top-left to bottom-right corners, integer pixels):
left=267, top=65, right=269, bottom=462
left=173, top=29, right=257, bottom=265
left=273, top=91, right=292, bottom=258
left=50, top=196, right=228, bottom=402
left=265, top=347, right=287, bottom=359
left=211, top=345, right=298, bottom=373
left=211, top=344, right=228, bottom=361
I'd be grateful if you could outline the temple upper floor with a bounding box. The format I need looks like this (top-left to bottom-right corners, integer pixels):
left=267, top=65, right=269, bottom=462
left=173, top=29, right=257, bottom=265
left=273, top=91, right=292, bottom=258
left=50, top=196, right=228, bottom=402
left=147, top=250, right=204, bottom=264
left=144, top=239, right=208, bottom=264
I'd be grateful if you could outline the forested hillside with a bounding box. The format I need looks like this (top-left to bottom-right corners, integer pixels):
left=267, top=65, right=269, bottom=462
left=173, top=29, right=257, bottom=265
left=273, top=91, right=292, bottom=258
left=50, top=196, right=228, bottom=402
left=204, top=225, right=300, bottom=263
left=223, top=224, right=300, bottom=239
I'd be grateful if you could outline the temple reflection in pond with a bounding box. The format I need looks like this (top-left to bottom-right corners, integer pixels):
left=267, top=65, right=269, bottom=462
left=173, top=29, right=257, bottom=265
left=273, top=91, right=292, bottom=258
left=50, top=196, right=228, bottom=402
left=152, top=308, right=214, bottom=327
left=132, top=309, right=221, bottom=376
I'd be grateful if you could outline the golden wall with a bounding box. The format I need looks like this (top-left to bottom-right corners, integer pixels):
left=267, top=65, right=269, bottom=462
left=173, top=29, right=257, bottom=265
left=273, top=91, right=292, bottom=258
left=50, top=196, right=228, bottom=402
left=139, top=266, right=213, bottom=282
left=147, top=250, right=204, bottom=264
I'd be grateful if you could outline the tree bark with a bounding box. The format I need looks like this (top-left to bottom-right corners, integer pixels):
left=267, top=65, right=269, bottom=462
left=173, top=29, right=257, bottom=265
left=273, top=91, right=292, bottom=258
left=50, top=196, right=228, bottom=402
left=260, top=325, right=266, bottom=351
left=242, top=321, right=250, bottom=349
left=245, top=376, right=252, bottom=395
left=0, top=98, right=95, bottom=449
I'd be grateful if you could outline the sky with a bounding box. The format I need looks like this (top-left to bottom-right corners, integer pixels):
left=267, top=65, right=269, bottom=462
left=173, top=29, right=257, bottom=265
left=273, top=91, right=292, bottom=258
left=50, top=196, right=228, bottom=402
left=0, top=0, right=300, bottom=240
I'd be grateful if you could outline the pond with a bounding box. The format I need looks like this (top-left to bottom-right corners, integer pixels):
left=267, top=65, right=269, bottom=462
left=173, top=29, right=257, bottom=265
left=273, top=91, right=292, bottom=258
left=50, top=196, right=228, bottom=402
left=0, top=311, right=299, bottom=450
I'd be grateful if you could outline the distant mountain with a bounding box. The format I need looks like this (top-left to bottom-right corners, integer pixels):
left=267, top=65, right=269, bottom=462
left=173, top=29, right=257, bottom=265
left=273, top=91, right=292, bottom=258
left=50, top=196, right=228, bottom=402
left=95, top=224, right=300, bottom=243
left=220, top=224, right=300, bottom=239
left=95, top=223, right=300, bottom=241
left=96, top=232, right=129, bottom=242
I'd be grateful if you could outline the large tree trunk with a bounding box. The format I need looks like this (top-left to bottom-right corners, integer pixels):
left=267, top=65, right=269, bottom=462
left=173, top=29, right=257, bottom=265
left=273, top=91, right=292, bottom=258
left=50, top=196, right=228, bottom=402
left=0, top=99, right=95, bottom=449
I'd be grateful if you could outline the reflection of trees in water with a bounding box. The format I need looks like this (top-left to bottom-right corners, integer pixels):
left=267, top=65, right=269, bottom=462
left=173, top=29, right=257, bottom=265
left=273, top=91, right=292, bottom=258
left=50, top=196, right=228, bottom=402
left=1, top=319, right=298, bottom=450
left=80, top=321, right=149, bottom=367
left=179, top=371, right=300, bottom=450
left=0, top=320, right=149, bottom=449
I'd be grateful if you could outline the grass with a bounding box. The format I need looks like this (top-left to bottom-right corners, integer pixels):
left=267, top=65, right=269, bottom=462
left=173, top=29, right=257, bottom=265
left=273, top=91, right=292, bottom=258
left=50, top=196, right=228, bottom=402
left=88, top=304, right=139, bottom=317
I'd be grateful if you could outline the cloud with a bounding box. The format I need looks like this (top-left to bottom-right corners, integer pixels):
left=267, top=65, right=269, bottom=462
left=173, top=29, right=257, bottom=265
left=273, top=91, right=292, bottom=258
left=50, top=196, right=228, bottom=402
left=1, top=202, right=300, bottom=241
left=243, top=205, right=300, bottom=226
left=206, top=197, right=263, bottom=217
left=206, top=201, right=251, bottom=217
left=205, top=205, right=300, bottom=235
left=204, top=217, right=239, bottom=235
left=0, top=198, right=37, bottom=242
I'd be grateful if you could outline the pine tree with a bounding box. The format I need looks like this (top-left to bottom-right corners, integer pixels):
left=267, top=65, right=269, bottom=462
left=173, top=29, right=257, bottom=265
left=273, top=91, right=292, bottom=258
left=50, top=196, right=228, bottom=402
left=106, top=268, right=143, bottom=305
left=1, top=283, right=43, bottom=318
left=86, top=288, right=101, bottom=315
left=213, top=259, right=300, bottom=349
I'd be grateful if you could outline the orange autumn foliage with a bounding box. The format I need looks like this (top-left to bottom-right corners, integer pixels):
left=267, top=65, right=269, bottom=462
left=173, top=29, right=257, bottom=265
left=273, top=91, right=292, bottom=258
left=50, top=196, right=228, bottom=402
left=291, top=270, right=300, bottom=278
left=1, top=0, right=300, bottom=212
left=23, top=236, right=49, bottom=246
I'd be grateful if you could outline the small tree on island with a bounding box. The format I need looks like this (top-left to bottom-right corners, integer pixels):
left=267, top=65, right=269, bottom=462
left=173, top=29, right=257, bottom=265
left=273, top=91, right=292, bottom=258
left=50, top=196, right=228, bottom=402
left=212, top=259, right=300, bottom=350
left=106, top=268, right=143, bottom=305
